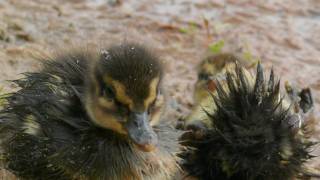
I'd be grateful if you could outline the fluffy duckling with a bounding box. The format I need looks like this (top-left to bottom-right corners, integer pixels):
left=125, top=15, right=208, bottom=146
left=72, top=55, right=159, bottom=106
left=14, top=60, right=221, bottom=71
left=183, top=53, right=254, bottom=130
left=180, top=54, right=316, bottom=179
left=194, top=53, right=253, bottom=104
left=0, top=43, right=180, bottom=180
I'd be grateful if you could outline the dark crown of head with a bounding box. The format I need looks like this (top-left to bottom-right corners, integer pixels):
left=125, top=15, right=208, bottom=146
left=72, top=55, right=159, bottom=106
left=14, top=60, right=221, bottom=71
left=98, top=43, right=162, bottom=79
left=95, top=43, right=163, bottom=99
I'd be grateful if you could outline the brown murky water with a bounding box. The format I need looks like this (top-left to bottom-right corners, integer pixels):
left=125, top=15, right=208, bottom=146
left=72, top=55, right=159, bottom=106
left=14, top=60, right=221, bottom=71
left=0, top=0, right=319, bottom=179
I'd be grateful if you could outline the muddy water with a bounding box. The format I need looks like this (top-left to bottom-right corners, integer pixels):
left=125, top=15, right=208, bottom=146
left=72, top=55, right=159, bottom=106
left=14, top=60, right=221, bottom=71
left=0, top=0, right=319, bottom=178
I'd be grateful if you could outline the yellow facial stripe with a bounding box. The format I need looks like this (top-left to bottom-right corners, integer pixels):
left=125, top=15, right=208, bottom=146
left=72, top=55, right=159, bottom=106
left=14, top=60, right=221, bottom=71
left=144, top=77, right=159, bottom=108
left=92, top=102, right=127, bottom=134
left=104, top=76, right=134, bottom=109
left=149, top=94, right=164, bottom=126
left=98, top=97, right=115, bottom=109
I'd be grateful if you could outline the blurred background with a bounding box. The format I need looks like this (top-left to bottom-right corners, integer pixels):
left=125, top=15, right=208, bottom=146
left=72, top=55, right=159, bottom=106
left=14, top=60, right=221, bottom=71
left=0, top=0, right=319, bottom=178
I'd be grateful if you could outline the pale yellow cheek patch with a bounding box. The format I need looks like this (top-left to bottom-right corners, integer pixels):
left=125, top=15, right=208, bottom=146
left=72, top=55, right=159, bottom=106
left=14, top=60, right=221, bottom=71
left=150, top=94, right=164, bottom=126
left=150, top=108, right=162, bottom=126
left=144, top=77, right=159, bottom=108
left=91, top=102, right=127, bottom=134
left=23, top=115, right=40, bottom=135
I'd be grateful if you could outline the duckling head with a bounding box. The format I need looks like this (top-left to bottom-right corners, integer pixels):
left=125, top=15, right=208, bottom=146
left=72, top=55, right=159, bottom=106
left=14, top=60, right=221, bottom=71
left=85, top=43, right=163, bottom=152
left=195, top=53, right=241, bottom=103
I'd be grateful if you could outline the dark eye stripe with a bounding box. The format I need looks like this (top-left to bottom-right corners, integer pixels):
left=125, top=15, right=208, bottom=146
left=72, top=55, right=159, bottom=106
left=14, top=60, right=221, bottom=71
left=111, top=98, right=129, bottom=116
left=102, top=86, right=115, bottom=98
left=95, top=69, right=111, bottom=97
left=103, top=108, right=127, bottom=123
left=198, top=73, right=209, bottom=80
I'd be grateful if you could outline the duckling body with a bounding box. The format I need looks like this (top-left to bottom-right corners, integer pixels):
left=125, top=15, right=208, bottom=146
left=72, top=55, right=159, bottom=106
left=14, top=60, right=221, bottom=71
left=180, top=54, right=315, bottom=180
left=0, top=44, right=180, bottom=180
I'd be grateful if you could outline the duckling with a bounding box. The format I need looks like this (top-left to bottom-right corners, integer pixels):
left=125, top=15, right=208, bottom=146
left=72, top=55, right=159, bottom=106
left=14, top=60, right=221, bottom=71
left=183, top=53, right=313, bottom=132
left=0, top=43, right=181, bottom=180
left=183, top=53, right=253, bottom=130
left=194, top=53, right=253, bottom=104
left=180, top=55, right=317, bottom=179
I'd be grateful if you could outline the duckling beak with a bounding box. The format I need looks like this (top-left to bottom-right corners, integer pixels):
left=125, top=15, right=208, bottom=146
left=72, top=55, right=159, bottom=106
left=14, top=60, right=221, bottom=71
left=126, top=112, right=158, bottom=152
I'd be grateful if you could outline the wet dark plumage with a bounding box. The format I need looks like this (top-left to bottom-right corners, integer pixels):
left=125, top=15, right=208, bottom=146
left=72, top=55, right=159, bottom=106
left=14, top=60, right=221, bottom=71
left=98, top=45, right=162, bottom=100
left=180, top=64, right=315, bottom=180
left=0, top=43, right=180, bottom=180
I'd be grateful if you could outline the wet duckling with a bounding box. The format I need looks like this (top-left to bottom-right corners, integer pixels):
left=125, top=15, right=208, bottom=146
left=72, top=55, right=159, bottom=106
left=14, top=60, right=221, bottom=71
left=0, top=43, right=181, bottom=180
left=180, top=55, right=316, bottom=179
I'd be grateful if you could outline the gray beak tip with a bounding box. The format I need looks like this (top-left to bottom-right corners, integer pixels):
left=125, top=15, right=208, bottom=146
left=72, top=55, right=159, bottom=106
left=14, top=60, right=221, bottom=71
left=126, top=112, right=158, bottom=152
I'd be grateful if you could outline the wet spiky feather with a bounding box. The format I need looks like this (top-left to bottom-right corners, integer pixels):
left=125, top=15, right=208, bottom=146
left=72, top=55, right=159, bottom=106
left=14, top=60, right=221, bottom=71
left=181, top=64, right=314, bottom=180
left=0, top=44, right=180, bottom=180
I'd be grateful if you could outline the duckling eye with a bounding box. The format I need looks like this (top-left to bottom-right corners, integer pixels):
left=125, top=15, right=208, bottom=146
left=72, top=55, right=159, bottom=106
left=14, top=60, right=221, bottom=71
left=198, top=73, right=209, bottom=80
left=102, top=86, right=115, bottom=99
